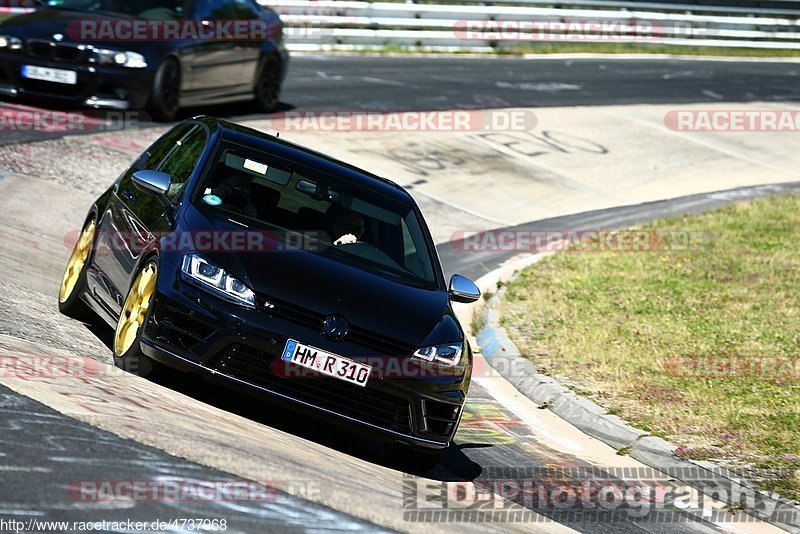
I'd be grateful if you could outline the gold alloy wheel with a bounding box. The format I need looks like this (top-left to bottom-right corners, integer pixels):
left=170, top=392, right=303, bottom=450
left=114, top=262, right=158, bottom=357
left=59, top=220, right=96, bottom=303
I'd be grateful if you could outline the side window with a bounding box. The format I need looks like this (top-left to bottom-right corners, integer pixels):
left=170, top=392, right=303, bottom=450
left=192, top=0, right=233, bottom=19
left=134, top=124, right=194, bottom=172
left=157, top=126, right=208, bottom=202
left=230, top=0, right=260, bottom=19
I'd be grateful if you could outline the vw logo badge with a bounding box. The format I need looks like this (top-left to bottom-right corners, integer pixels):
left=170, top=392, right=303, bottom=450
left=322, top=314, right=349, bottom=341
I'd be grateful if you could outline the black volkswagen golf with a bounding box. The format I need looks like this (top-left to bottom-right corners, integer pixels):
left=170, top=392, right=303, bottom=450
left=58, top=116, right=481, bottom=461
left=0, top=0, right=288, bottom=120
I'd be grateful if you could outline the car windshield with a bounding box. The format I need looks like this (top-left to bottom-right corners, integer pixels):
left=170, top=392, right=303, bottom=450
left=42, top=0, right=185, bottom=19
left=194, top=142, right=439, bottom=289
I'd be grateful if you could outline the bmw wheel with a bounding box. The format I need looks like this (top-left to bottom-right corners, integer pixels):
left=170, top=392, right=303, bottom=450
left=254, top=58, right=281, bottom=113
left=147, top=58, right=181, bottom=122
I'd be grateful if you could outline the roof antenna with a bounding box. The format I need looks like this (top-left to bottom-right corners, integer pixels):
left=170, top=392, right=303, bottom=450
left=276, top=131, right=280, bottom=138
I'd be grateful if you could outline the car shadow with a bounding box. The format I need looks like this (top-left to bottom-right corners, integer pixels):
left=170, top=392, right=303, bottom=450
left=82, top=317, right=485, bottom=483
left=177, top=100, right=295, bottom=123
left=0, top=94, right=295, bottom=129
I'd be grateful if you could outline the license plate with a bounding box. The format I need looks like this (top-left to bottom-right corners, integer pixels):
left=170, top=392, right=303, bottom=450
left=22, top=65, right=77, bottom=85
left=282, top=339, right=371, bottom=387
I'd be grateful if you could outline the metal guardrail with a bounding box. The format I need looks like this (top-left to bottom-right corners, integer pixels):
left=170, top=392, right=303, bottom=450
left=1, top=2, right=799, bottom=52
left=264, top=0, right=800, bottom=51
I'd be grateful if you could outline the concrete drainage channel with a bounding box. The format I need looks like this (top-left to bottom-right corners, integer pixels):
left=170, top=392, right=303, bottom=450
left=469, top=254, right=800, bottom=533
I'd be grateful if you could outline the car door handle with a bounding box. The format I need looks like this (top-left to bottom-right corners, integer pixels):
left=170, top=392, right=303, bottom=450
left=121, top=189, right=135, bottom=200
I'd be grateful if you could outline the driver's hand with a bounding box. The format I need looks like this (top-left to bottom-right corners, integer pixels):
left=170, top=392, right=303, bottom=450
left=334, top=234, right=358, bottom=246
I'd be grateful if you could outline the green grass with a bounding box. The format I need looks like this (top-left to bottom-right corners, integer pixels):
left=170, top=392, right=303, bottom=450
left=501, top=195, right=800, bottom=500
left=311, top=42, right=800, bottom=58
left=504, top=42, right=800, bottom=57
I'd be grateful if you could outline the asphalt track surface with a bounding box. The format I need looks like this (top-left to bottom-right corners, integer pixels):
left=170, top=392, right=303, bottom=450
left=0, top=55, right=799, bottom=146
left=1, top=56, right=799, bottom=533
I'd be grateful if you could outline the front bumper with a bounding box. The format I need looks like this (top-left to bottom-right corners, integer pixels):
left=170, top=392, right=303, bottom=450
left=0, top=51, right=153, bottom=109
left=139, top=260, right=470, bottom=450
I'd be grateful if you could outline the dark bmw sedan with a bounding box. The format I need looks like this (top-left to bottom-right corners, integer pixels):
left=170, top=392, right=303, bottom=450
left=58, top=116, right=481, bottom=462
left=0, top=0, right=288, bottom=120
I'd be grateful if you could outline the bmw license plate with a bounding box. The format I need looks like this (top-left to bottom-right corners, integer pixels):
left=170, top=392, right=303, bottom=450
left=282, top=339, right=371, bottom=387
left=22, top=65, right=77, bottom=85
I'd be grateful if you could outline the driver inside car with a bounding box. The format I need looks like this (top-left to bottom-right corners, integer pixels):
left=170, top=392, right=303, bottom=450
left=211, top=170, right=258, bottom=218
left=326, top=205, right=365, bottom=246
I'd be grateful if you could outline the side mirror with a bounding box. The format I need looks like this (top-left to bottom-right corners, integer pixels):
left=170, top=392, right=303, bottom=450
left=132, top=170, right=171, bottom=198
left=449, top=274, right=481, bottom=303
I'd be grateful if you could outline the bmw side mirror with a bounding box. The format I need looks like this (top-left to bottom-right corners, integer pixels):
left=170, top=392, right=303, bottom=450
left=449, top=274, right=481, bottom=303
left=132, top=170, right=172, bottom=206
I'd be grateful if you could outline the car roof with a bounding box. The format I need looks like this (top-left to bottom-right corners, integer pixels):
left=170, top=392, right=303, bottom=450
left=192, top=116, right=414, bottom=205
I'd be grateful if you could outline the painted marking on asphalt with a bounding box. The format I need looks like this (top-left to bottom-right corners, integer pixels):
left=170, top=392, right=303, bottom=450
left=496, top=81, right=582, bottom=92
left=0, top=509, right=46, bottom=516
left=361, top=77, right=410, bottom=87
left=315, top=70, right=342, bottom=81
left=0, top=466, right=51, bottom=472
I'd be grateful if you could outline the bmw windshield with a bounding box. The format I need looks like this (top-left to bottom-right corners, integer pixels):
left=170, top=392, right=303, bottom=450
left=194, top=142, right=440, bottom=290
left=40, top=0, right=185, bottom=19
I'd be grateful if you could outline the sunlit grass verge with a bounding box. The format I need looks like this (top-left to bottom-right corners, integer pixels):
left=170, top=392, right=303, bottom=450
left=308, top=43, right=800, bottom=58
left=500, top=195, right=800, bottom=500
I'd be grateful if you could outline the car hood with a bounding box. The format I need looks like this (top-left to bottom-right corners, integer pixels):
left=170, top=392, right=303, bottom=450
left=0, top=9, right=153, bottom=52
left=181, top=205, right=458, bottom=348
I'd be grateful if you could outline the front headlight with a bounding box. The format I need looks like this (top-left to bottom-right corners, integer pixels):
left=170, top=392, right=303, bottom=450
left=0, top=35, right=23, bottom=51
left=92, top=49, right=147, bottom=68
left=181, top=254, right=255, bottom=308
left=412, top=343, right=463, bottom=366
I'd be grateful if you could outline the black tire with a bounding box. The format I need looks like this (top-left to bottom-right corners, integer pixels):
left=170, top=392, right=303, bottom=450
left=112, top=261, right=162, bottom=377
left=254, top=57, right=281, bottom=113
left=147, top=58, right=181, bottom=122
left=384, top=442, right=445, bottom=472
left=58, top=218, right=96, bottom=320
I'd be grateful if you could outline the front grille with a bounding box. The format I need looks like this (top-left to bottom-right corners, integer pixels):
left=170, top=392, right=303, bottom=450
left=157, top=306, right=217, bottom=352
left=422, top=399, right=461, bottom=437
left=27, top=40, right=86, bottom=63
left=19, top=78, right=86, bottom=98
left=259, top=295, right=415, bottom=357
left=206, top=343, right=413, bottom=434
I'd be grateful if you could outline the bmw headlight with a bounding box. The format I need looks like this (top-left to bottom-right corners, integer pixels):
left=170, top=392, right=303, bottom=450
left=92, top=49, right=147, bottom=69
left=0, top=35, right=23, bottom=51
left=181, top=254, right=255, bottom=308
left=412, top=343, right=463, bottom=366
